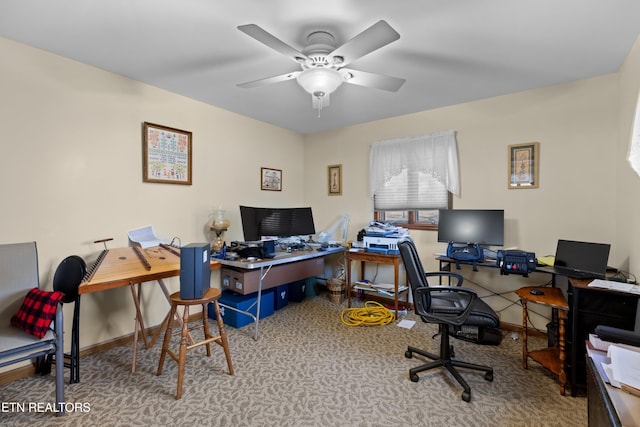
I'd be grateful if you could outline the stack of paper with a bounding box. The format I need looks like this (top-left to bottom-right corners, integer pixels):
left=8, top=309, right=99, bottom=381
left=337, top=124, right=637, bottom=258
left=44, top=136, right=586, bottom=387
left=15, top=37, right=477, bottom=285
left=589, top=333, right=613, bottom=352
left=128, top=226, right=164, bottom=248
left=365, top=221, right=408, bottom=238
left=602, top=344, right=640, bottom=395
left=588, top=279, right=640, bottom=295
left=352, top=281, right=408, bottom=296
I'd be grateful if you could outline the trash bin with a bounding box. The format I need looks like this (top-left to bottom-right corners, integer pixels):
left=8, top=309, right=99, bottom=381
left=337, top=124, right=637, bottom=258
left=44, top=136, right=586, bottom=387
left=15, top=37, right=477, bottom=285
left=326, top=278, right=345, bottom=304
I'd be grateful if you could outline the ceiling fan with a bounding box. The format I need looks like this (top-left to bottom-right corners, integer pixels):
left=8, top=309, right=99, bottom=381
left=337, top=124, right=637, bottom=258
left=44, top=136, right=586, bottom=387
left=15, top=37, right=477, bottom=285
left=237, top=20, right=406, bottom=115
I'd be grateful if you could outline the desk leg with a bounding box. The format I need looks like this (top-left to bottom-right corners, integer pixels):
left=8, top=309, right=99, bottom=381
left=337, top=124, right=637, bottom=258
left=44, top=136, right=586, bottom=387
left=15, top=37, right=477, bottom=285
left=346, top=256, right=352, bottom=308
left=559, top=310, right=567, bottom=396
left=393, top=259, right=399, bottom=319
left=130, top=279, right=192, bottom=373
left=252, top=266, right=264, bottom=341
left=521, top=299, right=528, bottom=369
left=130, top=282, right=147, bottom=373
left=570, top=286, right=579, bottom=397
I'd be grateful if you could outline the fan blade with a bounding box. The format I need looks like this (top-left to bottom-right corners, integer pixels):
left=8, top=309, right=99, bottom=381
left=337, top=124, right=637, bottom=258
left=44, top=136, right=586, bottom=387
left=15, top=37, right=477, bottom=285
left=327, top=20, right=400, bottom=67
left=342, top=68, right=405, bottom=92
left=237, top=71, right=301, bottom=88
left=238, top=24, right=308, bottom=63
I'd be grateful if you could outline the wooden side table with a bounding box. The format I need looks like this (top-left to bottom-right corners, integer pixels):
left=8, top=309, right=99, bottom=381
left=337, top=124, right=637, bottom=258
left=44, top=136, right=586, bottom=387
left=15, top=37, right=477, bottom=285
left=515, top=286, right=569, bottom=395
left=346, top=249, right=407, bottom=318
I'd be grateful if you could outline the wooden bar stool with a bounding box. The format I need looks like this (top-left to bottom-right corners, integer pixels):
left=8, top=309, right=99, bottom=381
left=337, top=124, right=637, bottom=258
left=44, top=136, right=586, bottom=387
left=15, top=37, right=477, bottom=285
left=157, top=287, right=234, bottom=399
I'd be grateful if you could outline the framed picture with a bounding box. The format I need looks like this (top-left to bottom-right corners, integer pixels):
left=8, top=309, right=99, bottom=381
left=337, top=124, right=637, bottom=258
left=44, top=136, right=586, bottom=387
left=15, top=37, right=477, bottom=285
left=328, top=164, right=342, bottom=196
left=261, top=167, right=282, bottom=191
left=142, top=122, right=192, bottom=185
left=508, top=142, right=539, bottom=189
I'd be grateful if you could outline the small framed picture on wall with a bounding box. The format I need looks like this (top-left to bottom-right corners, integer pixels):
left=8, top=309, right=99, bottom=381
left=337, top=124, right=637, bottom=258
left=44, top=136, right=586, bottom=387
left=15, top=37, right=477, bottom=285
left=328, top=164, right=342, bottom=196
left=261, top=167, right=282, bottom=191
left=142, top=122, right=192, bottom=185
left=508, top=142, right=539, bottom=189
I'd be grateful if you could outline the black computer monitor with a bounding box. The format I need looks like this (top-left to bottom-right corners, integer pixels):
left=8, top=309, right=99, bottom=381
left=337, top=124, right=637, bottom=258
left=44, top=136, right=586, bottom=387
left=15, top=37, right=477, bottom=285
left=437, top=209, right=504, bottom=246
left=553, top=239, right=610, bottom=279
left=239, top=206, right=316, bottom=241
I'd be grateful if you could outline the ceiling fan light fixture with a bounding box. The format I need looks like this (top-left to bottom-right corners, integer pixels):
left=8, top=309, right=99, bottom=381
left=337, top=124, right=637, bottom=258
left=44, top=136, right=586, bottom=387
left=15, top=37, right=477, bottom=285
left=296, top=68, right=343, bottom=98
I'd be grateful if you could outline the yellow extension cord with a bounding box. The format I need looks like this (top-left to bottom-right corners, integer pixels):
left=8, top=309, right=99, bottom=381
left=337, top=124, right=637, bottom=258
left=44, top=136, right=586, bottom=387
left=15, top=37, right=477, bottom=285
left=340, top=301, right=395, bottom=326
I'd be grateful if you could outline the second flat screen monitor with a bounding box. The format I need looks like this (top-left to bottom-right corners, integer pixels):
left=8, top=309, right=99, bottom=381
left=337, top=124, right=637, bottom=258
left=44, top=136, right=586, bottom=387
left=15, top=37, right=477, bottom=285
left=438, top=209, right=504, bottom=246
left=240, top=206, right=316, bottom=242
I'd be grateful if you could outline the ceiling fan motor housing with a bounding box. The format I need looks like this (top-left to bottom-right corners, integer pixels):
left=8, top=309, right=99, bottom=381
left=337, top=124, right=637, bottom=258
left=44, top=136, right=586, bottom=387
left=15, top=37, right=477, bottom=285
left=301, top=31, right=342, bottom=68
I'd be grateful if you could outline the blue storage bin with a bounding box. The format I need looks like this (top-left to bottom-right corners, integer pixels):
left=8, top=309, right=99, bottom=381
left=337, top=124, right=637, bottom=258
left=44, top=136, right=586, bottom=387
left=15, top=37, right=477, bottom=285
left=209, top=290, right=274, bottom=328
left=288, top=280, right=306, bottom=302
left=274, top=284, right=289, bottom=310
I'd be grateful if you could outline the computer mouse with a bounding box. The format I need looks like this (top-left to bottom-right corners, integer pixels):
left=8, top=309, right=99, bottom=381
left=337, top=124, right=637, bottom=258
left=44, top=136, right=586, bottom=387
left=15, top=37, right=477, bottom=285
left=530, top=289, right=544, bottom=296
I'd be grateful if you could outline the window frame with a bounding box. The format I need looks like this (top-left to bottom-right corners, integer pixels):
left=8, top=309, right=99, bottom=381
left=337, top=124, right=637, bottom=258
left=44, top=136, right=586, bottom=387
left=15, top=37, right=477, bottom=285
left=374, top=192, right=453, bottom=231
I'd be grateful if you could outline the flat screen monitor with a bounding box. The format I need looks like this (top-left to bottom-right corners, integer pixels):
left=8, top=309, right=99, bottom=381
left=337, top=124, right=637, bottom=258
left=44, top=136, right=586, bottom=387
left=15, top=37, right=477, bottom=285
left=239, top=206, right=316, bottom=241
left=553, top=239, right=610, bottom=279
left=437, top=209, right=504, bottom=246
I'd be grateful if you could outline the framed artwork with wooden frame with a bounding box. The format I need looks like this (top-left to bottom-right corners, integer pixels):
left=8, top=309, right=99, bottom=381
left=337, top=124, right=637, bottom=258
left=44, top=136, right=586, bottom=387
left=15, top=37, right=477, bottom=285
left=508, top=142, right=539, bottom=189
left=261, top=167, right=282, bottom=191
left=142, top=122, right=192, bottom=185
left=328, top=164, right=342, bottom=196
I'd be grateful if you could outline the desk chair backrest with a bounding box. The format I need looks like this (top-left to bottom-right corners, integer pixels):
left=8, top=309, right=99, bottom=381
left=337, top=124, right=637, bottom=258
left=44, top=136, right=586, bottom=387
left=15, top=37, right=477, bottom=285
left=399, top=238, right=465, bottom=288
left=398, top=239, right=428, bottom=291
left=0, top=242, right=39, bottom=321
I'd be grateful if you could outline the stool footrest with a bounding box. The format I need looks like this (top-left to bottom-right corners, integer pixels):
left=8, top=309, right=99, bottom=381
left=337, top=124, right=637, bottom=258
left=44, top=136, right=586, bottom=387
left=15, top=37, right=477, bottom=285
left=186, top=335, right=221, bottom=351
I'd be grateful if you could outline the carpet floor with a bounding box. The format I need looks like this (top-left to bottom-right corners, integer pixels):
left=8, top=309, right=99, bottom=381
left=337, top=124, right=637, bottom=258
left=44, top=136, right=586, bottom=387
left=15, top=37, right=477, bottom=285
left=1, top=293, right=587, bottom=426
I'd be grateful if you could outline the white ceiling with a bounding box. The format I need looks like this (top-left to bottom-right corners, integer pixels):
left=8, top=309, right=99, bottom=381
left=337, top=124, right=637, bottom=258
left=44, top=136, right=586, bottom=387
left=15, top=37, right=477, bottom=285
left=1, top=0, right=639, bottom=134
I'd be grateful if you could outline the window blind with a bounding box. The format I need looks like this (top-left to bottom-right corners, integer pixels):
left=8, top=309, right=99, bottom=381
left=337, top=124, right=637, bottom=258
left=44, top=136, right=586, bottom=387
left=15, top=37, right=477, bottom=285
left=370, top=130, right=459, bottom=211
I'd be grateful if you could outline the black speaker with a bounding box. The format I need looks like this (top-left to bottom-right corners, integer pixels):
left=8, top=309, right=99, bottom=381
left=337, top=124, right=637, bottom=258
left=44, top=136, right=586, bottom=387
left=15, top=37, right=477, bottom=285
left=180, top=243, right=210, bottom=299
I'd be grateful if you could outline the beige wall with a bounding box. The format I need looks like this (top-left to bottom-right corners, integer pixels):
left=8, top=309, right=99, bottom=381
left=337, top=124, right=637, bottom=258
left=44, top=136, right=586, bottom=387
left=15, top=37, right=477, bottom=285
left=0, top=37, right=304, bottom=349
left=3, top=33, right=640, bottom=349
left=304, top=71, right=622, bottom=328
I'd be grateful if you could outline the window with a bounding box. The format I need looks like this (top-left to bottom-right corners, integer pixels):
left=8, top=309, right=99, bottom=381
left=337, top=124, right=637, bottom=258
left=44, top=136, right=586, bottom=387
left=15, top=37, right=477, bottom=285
left=370, top=130, right=459, bottom=230
left=628, top=90, right=640, bottom=176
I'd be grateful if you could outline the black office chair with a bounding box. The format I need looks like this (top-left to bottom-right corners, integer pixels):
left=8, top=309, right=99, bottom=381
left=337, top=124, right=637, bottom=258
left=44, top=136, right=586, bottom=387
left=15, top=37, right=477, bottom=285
left=51, top=255, right=86, bottom=384
left=398, top=239, right=499, bottom=402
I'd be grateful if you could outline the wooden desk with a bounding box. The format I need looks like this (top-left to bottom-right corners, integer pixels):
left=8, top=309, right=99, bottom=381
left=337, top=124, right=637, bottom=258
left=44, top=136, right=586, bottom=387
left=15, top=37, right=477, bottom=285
left=346, top=249, right=407, bottom=318
left=568, top=278, right=639, bottom=396
left=79, top=245, right=221, bottom=372
left=516, top=286, right=569, bottom=395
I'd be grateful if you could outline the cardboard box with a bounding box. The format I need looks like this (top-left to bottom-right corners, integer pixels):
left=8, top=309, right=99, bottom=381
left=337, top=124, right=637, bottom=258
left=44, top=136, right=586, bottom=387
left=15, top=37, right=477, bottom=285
left=209, top=290, right=274, bottom=328
left=274, top=284, right=288, bottom=310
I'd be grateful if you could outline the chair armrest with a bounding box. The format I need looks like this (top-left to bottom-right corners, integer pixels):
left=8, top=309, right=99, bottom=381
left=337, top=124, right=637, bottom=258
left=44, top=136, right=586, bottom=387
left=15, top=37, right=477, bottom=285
left=414, top=286, right=478, bottom=326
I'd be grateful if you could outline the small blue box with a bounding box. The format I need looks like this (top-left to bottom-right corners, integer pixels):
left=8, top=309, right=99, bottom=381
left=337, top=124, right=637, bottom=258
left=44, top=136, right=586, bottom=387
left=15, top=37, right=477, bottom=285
left=288, top=280, right=307, bottom=303
left=209, top=290, right=274, bottom=328
left=274, top=284, right=289, bottom=310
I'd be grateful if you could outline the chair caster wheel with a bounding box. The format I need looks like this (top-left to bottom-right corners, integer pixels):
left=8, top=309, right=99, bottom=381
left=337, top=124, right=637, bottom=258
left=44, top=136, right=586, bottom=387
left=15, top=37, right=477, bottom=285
left=462, top=391, right=471, bottom=402
left=410, top=373, right=419, bottom=382
left=405, top=350, right=413, bottom=359
left=485, top=371, right=493, bottom=382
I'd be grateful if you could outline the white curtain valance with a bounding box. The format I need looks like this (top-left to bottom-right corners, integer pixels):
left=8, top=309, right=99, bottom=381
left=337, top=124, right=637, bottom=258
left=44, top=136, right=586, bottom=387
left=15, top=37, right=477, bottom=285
left=369, top=130, right=460, bottom=197
left=628, top=92, right=640, bottom=176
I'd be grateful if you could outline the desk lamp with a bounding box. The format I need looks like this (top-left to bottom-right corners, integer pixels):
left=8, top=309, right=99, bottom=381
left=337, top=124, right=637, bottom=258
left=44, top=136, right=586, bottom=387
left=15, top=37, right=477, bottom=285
left=210, top=209, right=230, bottom=251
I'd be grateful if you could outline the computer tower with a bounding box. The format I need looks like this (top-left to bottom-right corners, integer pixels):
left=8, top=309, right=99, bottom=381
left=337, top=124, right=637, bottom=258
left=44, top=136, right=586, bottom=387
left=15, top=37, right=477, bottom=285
left=180, top=243, right=210, bottom=299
